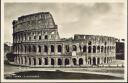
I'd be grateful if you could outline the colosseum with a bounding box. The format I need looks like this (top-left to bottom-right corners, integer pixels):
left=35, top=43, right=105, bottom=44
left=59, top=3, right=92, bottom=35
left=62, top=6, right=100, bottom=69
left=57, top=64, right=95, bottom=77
left=12, top=12, right=118, bottom=67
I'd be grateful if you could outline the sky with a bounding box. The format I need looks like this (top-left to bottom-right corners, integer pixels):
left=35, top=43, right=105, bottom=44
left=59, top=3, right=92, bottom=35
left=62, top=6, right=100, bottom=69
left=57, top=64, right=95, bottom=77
left=4, top=2, right=125, bottom=43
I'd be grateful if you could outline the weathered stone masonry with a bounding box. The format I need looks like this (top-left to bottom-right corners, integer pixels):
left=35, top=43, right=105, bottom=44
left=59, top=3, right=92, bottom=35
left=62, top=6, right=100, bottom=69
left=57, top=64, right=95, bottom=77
left=12, top=12, right=118, bottom=67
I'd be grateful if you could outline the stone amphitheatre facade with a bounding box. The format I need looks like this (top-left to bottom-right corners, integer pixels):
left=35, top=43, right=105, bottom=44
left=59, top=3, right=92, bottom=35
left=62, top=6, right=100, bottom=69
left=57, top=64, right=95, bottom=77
left=12, top=12, right=118, bottom=67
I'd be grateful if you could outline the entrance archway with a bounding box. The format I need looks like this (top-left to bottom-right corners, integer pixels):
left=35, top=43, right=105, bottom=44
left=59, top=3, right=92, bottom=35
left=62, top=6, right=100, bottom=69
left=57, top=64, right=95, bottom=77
left=44, top=58, right=48, bottom=65
left=51, top=58, right=54, bottom=65
left=58, top=58, right=62, bottom=65
left=51, top=45, right=54, bottom=52
left=93, top=57, right=96, bottom=65
left=83, top=45, right=86, bottom=52
left=38, top=58, right=42, bottom=65
left=79, top=58, right=83, bottom=65
left=104, top=57, right=106, bottom=63
left=72, top=58, right=77, bottom=65
left=65, top=58, right=69, bottom=65
left=97, top=57, right=100, bottom=64
left=33, top=58, right=36, bottom=65
left=58, top=45, right=62, bottom=53
left=88, top=46, right=91, bottom=53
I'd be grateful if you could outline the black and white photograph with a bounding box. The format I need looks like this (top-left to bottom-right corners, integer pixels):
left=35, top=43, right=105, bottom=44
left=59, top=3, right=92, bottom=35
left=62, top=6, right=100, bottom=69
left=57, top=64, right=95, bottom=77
left=1, top=0, right=127, bottom=82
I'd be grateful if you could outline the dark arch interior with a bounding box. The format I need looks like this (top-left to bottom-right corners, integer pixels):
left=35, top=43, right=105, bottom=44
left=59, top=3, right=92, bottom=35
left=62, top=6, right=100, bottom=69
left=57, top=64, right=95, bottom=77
left=51, top=58, right=54, bottom=65
left=51, top=45, right=54, bottom=52
left=44, top=58, right=48, bottom=65
left=65, top=59, right=69, bottom=65
left=58, top=59, right=62, bottom=65
left=79, top=58, right=83, bottom=65
left=72, top=58, right=77, bottom=65
left=58, top=45, right=62, bottom=52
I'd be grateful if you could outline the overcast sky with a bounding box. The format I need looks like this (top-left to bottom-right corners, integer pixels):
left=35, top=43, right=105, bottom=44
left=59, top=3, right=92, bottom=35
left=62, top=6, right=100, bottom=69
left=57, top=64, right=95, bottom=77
left=4, top=3, right=125, bottom=43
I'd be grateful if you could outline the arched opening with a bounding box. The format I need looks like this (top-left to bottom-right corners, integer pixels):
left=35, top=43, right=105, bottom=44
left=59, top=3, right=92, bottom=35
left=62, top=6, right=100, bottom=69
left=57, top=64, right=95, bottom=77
left=72, top=58, right=77, bottom=65
left=97, top=58, right=100, bottom=64
left=105, top=42, right=107, bottom=45
left=93, top=57, right=96, bottom=65
left=51, top=45, right=54, bottom=52
left=65, top=45, right=69, bottom=52
left=104, top=46, right=106, bottom=53
left=38, top=58, right=42, bottom=65
left=20, top=45, right=23, bottom=52
left=24, top=56, right=27, bottom=64
left=79, top=58, right=83, bottom=65
left=97, top=46, right=100, bottom=53
left=21, top=57, right=23, bottom=64
left=38, top=45, right=41, bottom=52
left=58, top=58, right=62, bottom=65
left=51, top=58, right=54, bottom=65
left=65, top=58, right=69, bottom=65
left=83, top=45, right=87, bottom=52
left=39, top=36, right=41, bottom=40
left=33, top=45, right=36, bottom=52
left=72, top=45, right=77, bottom=51
left=88, top=41, right=92, bottom=45
left=29, top=58, right=31, bottom=65
left=58, top=45, right=62, bottom=53
left=107, top=46, right=109, bottom=53
left=45, top=35, right=48, bottom=39
left=25, top=46, right=27, bottom=53
left=29, top=46, right=31, bottom=52
left=101, top=46, right=104, bottom=53
left=88, top=46, right=91, bottom=53
left=17, top=46, right=19, bottom=52
left=34, top=36, right=36, bottom=40
left=44, top=45, right=48, bottom=53
left=93, top=46, right=96, bottom=53
left=44, top=58, right=48, bottom=65
left=104, top=57, right=106, bottom=63
left=33, top=58, right=36, bottom=65
left=107, top=57, right=109, bottom=63
left=18, top=57, right=20, bottom=64
left=110, top=46, right=112, bottom=52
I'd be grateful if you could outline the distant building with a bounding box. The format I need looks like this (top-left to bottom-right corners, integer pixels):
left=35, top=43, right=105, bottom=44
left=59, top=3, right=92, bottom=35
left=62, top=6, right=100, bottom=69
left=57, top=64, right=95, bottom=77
left=116, top=40, right=125, bottom=60
left=12, top=12, right=118, bottom=67
left=4, top=43, right=12, bottom=61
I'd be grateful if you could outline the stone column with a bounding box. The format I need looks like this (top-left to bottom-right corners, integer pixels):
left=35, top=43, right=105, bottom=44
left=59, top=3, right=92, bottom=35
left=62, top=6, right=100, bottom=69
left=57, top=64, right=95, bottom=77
left=62, top=44, right=65, bottom=55
left=36, top=58, right=39, bottom=65
left=62, top=58, right=65, bottom=66
left=55, top=44, right=58, bottom=55
left=95, top=57, right=97, bottom=65
left=83, top=57, right=86, bottom=66
left=48, top=57, right=51, bottom=66
left=23, top=56, right=25, bottom=65
left=26, top=57, right=29, bottom=66
left=36, top=45, right=39, bottom=54
left=86, top=45, right=88, bottom=54
left=41, top=58, right=44, bottom=66
left=70, top=58, right=73, bottom=67
left=77, top=58, right=79, bottom=66
left=31, top=58, right=34, bottom=66
left=91, top=57, right=93, bottom=65
left=41, top=45, right=44, bottom=54
left=55, top=58, right=58, bottom=67
left=48, top=45, right=51, bottom=55
left=19, top=57, right=22, bottom=65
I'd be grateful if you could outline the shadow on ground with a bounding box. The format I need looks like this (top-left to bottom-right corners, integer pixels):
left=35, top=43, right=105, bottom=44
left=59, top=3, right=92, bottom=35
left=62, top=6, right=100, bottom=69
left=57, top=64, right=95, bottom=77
left=5, top=70, right=123, bottom=79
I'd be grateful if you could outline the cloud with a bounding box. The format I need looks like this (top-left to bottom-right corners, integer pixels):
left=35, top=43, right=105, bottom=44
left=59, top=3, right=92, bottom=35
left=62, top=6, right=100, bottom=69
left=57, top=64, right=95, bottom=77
left=4, top=3, right=125, bottom=42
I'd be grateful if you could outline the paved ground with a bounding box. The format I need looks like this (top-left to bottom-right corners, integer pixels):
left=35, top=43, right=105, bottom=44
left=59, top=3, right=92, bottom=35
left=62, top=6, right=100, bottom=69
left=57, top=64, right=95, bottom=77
left=4, top=64, right=124, bottom=79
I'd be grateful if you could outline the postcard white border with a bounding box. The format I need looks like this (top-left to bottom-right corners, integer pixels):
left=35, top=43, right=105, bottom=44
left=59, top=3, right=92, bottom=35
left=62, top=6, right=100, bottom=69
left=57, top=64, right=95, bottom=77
left=1, top=0, right=127, bottom=82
